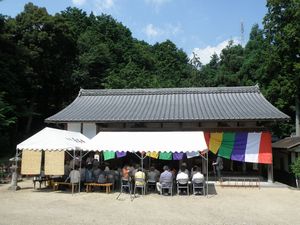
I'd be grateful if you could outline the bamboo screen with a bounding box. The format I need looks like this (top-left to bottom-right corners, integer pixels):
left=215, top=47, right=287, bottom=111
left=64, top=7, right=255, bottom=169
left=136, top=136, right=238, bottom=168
left=21, top=150, right=42, bottom=175
left=44, top=151, right=65, bottom=175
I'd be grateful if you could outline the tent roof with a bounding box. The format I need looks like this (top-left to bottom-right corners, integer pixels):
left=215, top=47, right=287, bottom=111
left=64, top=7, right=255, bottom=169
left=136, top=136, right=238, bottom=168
left=17, top=127, right=90, bottom=151
left=83, top=131, right=208, bottom=152
left=45, top=85, right=289, bottom=123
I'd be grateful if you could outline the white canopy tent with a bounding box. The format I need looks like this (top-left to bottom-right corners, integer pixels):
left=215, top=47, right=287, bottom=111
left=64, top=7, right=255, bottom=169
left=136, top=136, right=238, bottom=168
left=14, top=127, right=90, bottom=194
left=83, top=131, right=208, bottom=152
left=14, top=129, right=209, bottom=196
left=17, top=127, right=90, bottom=151
left=84, top=131, right=209, bottom=196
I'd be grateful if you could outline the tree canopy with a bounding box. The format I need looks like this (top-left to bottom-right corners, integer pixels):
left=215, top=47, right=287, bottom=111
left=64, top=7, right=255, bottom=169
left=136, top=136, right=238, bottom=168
left=0, top=1, right=298, bottom=156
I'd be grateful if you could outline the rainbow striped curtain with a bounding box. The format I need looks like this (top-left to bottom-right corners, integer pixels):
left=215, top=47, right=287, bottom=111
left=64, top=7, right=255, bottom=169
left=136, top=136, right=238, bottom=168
left=205, top=131, right=272, bottom=164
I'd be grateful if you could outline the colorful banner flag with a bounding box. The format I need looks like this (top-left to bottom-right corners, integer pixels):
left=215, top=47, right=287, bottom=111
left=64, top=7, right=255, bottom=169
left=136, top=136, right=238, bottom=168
left=173, top=152, right=184, bottom=160
left=258, top=132, right=272, bottom=164
left=206, top=131, right=272, bottom=164
left=159, top=152, right=172, bottom=160
left=218, top=132, right=236, bottom=159
left=231, top=132, right=248, bottom=162
left=116, top=151, right=126, bottom=158
left=186, top=151, right=200, bottom=159
left=209, top=133, right=223, bottom=154
left=103, top=151, right=115, bottom=161
left=146, top=151, right=159, bottom=159
left=244, top=133, right=261, bottom=163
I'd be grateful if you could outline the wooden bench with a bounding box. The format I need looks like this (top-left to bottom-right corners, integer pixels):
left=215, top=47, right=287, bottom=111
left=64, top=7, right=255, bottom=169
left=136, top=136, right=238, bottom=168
left=84, top=183, right=113, bottom=194
left=53, top=181, right=78, bottom=191
left=220, top=177, right=260, bottom=188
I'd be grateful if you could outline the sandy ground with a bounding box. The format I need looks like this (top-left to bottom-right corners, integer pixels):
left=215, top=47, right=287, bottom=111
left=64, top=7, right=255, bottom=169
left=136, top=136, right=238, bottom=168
left=0, top=179, right=300, bottom=225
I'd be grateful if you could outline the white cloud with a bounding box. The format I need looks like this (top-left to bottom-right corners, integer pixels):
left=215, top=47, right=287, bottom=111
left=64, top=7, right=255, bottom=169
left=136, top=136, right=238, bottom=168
left=191, top=38, right=240, bottom=65
left=145, top=0, right=171, bottom=6
left=145, top=24, right=161, bottom=38
left=94, top=0, right=115, bottom=11
left=144, top=23, right=181, bottom=39
left=145, top=0, right=172, bottom=11
left=72, top=0, right=87, bottom=6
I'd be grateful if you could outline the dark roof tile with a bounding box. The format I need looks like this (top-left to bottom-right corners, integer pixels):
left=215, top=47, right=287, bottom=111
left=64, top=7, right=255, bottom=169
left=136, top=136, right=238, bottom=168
left=45, top=86, right=290, bottom=123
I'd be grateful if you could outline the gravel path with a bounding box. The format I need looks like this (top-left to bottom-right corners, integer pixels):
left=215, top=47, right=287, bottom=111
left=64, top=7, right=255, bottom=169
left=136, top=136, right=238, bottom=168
left=0, top=179, right=299, bottom=225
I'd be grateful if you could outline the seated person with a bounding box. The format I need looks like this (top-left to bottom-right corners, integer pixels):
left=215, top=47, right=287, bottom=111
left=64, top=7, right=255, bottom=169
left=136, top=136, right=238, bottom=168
left=132, top=164, right=140, bottom=177
left=97, top=165, right=107, bottom=184
left=176, top=165, right=190, bottom=194
left=176, top=166, right=189, bottom=183
left=79, top=162, right=86, bottom=183
left=68, top=166, right=80, bottom=184
left=147, top=166, right=160, bottom=182
left=85, top=152, right=94, bottom=165
left=181, top=162, right=190, bottom=178
left=63, top=161, right=71, bottom=181
left=134, top=168, right=146, bottom=186
left=121, top=165, right=130, bottom=182
left=92, top=165, right=101, bottom=182
left=192, top=166, right=204, bottom=184
left=106, top=168, right=115, bottom=184
left=85, top=164, right=94, bottom=183
left=156, top=166, right=173, bottom=194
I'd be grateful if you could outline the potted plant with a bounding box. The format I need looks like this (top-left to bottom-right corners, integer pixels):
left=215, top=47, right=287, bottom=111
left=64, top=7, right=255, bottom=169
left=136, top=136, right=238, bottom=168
left=291, top=157, right=300, bottom=188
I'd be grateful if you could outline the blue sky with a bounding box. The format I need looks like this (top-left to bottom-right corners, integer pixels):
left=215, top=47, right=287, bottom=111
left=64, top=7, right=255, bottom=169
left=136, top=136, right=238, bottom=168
left=0, top=0, right=267, bottom=64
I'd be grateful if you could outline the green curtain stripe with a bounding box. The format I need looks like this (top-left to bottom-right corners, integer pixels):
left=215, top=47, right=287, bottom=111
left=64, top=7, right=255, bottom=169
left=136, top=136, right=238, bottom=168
left=159, top=152, right=172, bottom=160
left=218, top=132, right=236, bottom=159
left=103, top=151, right=115, bottom=161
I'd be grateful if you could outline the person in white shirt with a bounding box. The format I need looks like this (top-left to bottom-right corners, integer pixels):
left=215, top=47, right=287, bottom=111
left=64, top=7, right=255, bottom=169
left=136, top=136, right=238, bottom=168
left=176, top=165, right=189, bottom=195
left=192, top=166, right=204, bottom=183
left=176, top=168, right=189, bottom=181
left=69, top=166, right=80, bottom=184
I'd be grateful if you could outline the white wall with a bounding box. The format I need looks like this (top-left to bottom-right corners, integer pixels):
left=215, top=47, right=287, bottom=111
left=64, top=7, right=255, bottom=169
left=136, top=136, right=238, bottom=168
left=82, top=123, right=96, bottom=139
left=67, top=122, right=96, bottom=139
left=67, top=123, right=81, bottom=133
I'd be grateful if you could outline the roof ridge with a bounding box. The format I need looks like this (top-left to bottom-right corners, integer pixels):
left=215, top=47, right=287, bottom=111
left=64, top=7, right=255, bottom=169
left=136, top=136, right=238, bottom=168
left=79, top=86, right=260, bottom=96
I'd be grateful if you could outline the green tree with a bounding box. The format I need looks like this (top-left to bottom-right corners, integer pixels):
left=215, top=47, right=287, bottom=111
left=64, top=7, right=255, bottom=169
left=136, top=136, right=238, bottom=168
left=291, top=157, right=300, bottom=188
left=263, top=0, right=300, bottom=135
left=238, top=24, right=267, bottom=87
left=216, top=41, right=244, bottom=86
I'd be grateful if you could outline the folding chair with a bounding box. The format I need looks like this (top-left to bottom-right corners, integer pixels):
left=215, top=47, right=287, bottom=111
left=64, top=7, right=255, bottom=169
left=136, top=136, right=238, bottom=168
left=160, top=182, right=173, bottom=196
left=120, top=178, right=131, bottom=194
left=134, top=177, right=146, bottom=196
left=116, top=177, right=132, bottom=200
left=147, top=179, right=157, bottom=192
left=192, top=179, right=205, bottom=195
left=177, top=179, right=189, bottom=195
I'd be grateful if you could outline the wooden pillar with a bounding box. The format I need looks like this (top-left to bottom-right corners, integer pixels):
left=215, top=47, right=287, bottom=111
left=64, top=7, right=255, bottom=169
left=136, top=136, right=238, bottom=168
left=267, top=164, right=274, bottom=183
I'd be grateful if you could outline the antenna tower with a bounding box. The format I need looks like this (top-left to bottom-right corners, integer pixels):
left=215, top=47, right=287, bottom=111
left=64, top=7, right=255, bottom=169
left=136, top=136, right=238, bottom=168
left=240, top=21, right=244, bottom=46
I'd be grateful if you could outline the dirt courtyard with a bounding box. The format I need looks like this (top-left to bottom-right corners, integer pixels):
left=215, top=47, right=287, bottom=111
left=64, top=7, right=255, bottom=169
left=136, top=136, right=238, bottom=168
left=0, top=179, right=300, bottom=225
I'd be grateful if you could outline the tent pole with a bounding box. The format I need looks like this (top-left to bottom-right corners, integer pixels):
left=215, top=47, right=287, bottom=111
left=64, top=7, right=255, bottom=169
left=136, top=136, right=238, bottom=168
left=141, top=153, right=143, bottom=171
left=72, top=149, right=75, bottom=196
left=78, top=150, right=82, bottom=194
left=133, top=152, right=143, bottom=171
left=206, top=151, right=208, bottom=197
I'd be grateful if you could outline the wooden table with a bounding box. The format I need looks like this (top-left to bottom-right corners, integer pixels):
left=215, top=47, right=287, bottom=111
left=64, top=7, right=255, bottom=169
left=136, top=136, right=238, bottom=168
left=52, top=181, right=78, bottom=191
left=85, top=183, right=113, bottom=193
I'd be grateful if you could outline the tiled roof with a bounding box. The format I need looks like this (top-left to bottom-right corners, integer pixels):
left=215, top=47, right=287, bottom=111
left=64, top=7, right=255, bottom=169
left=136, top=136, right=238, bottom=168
left=45, top=86, right=289, bottom=123
left=272, top=136, right=300, bottom=149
